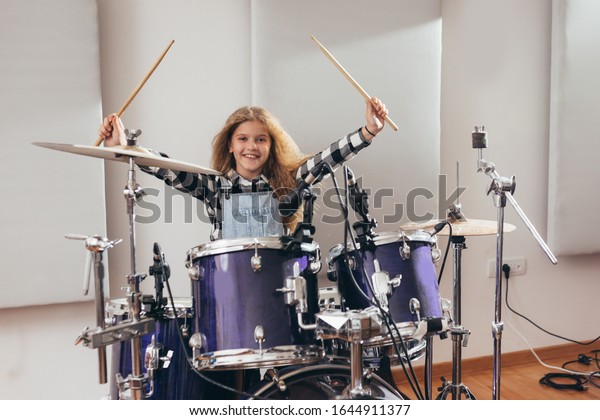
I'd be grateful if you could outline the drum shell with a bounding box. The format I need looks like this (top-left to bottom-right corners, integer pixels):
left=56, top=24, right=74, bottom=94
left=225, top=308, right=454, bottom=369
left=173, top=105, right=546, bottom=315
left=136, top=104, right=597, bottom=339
left=329, top=233, right=443, bottom=325
left=189, top=238, right=320, bottom=352
left=109, top=298, right=204, bottom=400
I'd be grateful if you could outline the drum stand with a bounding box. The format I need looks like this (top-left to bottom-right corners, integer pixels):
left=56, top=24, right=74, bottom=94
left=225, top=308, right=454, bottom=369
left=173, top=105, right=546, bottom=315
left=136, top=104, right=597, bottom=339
left=114, top=129, right=155, bottom=400
left=68, top=233, right=122, bottom=384
left=316, top=308, right=391, bottom=399
left=436, top=235, right=475, bottom=400
left=472, top=126, right=557, bottom=399
left=70, top=129, right=157, bottom=400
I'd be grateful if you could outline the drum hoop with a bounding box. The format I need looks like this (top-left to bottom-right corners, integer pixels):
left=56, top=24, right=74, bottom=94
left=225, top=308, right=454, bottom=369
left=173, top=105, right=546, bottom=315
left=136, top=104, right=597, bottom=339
left=187, top=236, right=320, bottom=260
left=249, top=362, right=403, bottom=399
left=106, top=297, right=193, bottom=317
left=194, top=345, right=325, bottom=371
left=327, top=229, right=434, bottom=261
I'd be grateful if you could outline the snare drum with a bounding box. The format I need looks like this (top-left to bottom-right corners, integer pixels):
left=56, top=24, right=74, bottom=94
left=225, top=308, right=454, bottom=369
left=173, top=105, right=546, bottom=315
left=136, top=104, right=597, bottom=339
left=186, top=237, right=323, bottom=370
left=327, top=230, right=444, bottom=341
left=108, top=297, right=205, bottom=400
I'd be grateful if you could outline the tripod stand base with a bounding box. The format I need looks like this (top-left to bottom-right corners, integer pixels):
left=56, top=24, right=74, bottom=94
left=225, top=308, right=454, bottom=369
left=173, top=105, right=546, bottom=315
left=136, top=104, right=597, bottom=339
left=436, top=377, right=477, bottom=400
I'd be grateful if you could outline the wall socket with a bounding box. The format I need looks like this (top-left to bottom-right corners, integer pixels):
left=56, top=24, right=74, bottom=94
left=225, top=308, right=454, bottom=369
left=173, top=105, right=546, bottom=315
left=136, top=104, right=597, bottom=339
left=487, top=257, right=527, bottom=278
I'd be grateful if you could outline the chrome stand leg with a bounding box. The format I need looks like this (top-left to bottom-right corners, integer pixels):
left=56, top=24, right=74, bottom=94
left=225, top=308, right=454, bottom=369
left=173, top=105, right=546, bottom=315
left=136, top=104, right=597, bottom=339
left=436, top=236, right=476, bottom=400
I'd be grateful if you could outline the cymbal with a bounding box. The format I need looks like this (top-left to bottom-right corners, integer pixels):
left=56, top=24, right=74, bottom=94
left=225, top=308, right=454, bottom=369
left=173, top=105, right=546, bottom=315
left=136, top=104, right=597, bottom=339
left=33, top=142, right=221, bottom=175
left=400, top=218, right=516, bottom=237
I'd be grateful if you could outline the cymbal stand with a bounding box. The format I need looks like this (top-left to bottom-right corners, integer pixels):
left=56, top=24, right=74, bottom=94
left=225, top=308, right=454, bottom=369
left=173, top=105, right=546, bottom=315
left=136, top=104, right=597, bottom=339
left=436, top=235, right=475, bottom=400
left=424, top=335, right=433, bottom=399
left=472, top=126, right=558, bottom=400
left=118, top=128, right=150, bottom=400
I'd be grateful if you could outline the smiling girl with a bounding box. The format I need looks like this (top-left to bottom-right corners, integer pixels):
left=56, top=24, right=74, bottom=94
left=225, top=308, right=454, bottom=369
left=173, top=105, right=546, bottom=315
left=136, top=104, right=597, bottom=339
left=99, top=98, right=388, bottom=240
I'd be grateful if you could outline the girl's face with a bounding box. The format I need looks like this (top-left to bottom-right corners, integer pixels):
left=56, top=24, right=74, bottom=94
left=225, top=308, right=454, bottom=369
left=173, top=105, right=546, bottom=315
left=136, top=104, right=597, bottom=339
left=229, top=120, right=271, bottom=180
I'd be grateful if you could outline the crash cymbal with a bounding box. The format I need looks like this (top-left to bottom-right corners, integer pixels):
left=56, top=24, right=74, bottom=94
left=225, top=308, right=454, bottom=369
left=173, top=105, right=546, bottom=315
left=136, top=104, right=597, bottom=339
left=400, top=218, right=516, bottom=236
left=33, top=142, right=221, bottom=175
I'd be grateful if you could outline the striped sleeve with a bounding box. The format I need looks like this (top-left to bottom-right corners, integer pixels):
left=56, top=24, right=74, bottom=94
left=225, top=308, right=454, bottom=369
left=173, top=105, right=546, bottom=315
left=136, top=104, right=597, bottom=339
left=138, top=150, right=220, bottom=203
left=296, top=127, right=372, bottom=182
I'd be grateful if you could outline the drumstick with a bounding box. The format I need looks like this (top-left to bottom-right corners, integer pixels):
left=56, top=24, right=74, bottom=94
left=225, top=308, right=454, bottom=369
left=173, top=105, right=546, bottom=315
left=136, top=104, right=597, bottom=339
left=310, top=35, right=398, bottom=131
left=94, top=39, right=175, bottom=146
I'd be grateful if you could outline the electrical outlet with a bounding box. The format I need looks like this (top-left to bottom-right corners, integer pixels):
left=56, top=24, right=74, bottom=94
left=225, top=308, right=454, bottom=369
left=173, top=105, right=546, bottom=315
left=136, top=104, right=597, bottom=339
left=487, top=257, right=527, bottom=278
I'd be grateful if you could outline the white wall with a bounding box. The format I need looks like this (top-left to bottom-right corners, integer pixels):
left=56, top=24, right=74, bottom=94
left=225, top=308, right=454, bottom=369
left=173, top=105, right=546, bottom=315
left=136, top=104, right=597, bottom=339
left=2, top=0, right=599, bottom=400
left=250, top=0, right=442, bottom=284
left=437, top=0, right=599, bottom=367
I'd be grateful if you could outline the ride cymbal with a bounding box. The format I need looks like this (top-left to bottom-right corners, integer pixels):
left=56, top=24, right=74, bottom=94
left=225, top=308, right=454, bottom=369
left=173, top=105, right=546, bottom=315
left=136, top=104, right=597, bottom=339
left=400, top=218, right=516, bottom=236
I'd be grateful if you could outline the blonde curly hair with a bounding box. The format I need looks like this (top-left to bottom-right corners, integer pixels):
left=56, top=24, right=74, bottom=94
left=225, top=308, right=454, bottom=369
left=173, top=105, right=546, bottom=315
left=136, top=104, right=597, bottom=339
left=211, top=106, right=310, bottom=230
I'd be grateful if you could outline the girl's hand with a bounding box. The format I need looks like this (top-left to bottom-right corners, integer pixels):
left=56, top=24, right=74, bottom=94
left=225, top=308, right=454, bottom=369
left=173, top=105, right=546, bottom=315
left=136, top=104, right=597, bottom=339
left=98, top=113, right=126, bottom=147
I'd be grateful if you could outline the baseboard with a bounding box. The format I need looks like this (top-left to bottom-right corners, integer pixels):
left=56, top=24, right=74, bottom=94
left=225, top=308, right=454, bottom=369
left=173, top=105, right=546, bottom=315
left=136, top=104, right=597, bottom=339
left=393, top=341, right=591, bottom=384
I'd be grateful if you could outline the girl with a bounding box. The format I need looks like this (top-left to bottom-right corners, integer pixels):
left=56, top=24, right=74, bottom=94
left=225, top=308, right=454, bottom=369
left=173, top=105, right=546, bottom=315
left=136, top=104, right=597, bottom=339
left=98, top=98, right=388, bottom=240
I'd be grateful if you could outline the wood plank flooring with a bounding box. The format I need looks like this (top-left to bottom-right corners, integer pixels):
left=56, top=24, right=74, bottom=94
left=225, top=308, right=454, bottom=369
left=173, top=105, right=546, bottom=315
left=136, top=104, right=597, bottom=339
left=393, top=342, right=600, bottom=400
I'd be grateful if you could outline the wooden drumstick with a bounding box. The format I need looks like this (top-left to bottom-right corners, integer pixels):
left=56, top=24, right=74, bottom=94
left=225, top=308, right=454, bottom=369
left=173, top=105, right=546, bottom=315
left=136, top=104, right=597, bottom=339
left=94, top=39, right=175, bottom=146
left=311, top=35, right=398, bottom=131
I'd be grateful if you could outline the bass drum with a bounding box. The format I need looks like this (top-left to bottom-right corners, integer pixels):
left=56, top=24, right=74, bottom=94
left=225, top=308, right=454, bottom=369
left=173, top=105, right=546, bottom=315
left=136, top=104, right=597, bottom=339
left=247, top=363, right=405, bottom=400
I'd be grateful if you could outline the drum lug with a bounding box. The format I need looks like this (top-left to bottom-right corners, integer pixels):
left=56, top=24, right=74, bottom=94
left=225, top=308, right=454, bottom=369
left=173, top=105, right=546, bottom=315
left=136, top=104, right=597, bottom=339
left=431, top=244, right=442, bottom=263
left=180, top=323, right=189, bottom=338
left=309, top=259, right=321, bottom=274
left=409, top=298, right=422, bottom=322
left=251, top=239, right=262, bottom=272
left=188, top=265, right=202, bottom=281
left=441, top=298, right=452, bottom=320
left=251, top=254, right=262, bottom=272
left=399, top=242, right=411, bottom=260
left=398, top=233, right=411, bottom=260
left=189, top=332, right=206, bottom=360
left=347, top=255, right=356, bottom=270
left=254, top=325, right=265, bottom=353
left=309, top=247, right=322, bottom=274
left=388, top=275, right=402, bottom=289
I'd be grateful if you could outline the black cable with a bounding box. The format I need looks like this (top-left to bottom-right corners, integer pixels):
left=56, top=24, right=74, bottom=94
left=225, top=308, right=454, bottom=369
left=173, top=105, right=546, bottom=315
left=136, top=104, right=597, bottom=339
left=539, top=373, right=588, bottom=391
left=503, top=265, right=600, bottom=392
left=334, top=165, right=425, bottom=400
left=436, top=223, right=453, bottom=286
left=503, top=264, right=600, bottom=346
left=332, top=164, right=424, bottom=400
left=334, top=164, right=423, bottom=398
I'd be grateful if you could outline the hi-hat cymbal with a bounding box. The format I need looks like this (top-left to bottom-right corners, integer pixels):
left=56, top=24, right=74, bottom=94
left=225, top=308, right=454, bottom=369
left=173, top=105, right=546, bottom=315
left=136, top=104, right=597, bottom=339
left=33, top=142, right=221, bottom=175
left=400, top=218, right=516, bottom=236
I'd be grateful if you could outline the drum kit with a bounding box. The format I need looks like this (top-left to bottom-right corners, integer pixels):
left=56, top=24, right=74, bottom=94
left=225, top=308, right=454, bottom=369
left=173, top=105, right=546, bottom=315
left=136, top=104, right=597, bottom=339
left=33, top=124, right=558, bottom=401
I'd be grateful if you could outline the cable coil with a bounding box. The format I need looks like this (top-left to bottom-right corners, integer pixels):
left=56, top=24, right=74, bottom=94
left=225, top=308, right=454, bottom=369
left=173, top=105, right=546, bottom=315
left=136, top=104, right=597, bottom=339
left=539, top=373, right=588, bottom=391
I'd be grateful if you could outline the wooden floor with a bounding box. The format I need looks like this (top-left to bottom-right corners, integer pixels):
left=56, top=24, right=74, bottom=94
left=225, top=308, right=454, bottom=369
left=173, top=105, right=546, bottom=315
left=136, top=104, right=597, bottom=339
left=393, top=342, right=600, bottom=400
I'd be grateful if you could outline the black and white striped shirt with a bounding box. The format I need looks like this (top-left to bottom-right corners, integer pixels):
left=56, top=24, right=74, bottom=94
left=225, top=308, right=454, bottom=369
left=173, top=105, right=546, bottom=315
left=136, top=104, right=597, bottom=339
left=142, top=127, right=371, bottom=240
